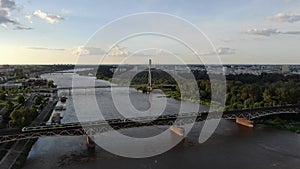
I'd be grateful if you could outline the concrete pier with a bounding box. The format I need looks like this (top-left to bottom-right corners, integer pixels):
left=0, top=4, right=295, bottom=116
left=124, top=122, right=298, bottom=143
left=170, top=125, right=185, bottom=137
left=86, top=136, right=95, bottom=149
left=236, top=118, right=254, bottom=128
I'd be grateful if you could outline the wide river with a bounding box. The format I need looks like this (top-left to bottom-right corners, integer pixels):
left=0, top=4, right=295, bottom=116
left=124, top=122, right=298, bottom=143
left=23, top=72, right=300, bottom=169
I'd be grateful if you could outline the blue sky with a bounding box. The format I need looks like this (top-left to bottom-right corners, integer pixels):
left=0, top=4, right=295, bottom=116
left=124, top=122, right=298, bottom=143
left=0, top=0, right=300, bottom=64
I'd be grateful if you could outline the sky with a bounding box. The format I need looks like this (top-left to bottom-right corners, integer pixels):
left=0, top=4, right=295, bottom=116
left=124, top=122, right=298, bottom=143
left=0, top=0, right=300, bottom=64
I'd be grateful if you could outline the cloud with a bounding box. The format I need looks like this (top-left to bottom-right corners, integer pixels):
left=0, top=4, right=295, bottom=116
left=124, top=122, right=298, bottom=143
left=0, top=0, right=18, bottom=27
left=0, top=0, right=16, bottom=10
left=26, top=47, right=66, bottom=51
left=14, top=25, right=33, bottom=30
left=73, top=46, right=105, bottom=56
left=0, top=0, right=31, bottom=30
left=267, top=13, right=300, bottom=23
left=24, top=14, right=32, bottom=23
left=108, top=45, right=129, bottom=56
left=33, top=10, right=64, bottom=24
left=197, top=47, right=236, bottom=56
left=281, top=31, right=300, bottom=35
left=73, top=45, right=129, bottom=57
left=246, top=28, right=300, bottom=37
left=60, top=9, right=72, bottom=14
left=246, top=28, right=279, bottom=36
left=216, top=47, right=236, bottom=55
left=0, top=8, right=17, bottom=26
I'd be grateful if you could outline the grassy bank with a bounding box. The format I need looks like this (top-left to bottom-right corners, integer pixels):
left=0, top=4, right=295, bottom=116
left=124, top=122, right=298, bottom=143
left=164, top=90, right=211, bottom=106
left=255, top=115, right=300, bottom=134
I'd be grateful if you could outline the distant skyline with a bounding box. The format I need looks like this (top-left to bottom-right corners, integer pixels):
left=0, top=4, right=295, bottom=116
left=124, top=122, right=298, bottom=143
left=1, top=0, right=300, bottom=64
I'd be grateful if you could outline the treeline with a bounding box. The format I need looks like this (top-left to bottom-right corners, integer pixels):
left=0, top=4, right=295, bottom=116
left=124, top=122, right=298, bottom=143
left=96, top=65, right=114, bottom=81
left=1, top=94, right=48, bottom=128
left=130, top=69, right=177, bottom=85
left=96, top=66, right=300, bottom=109
left=225, top=80, right=299, bottom=110
left=9, top=95, right=48, bottom=128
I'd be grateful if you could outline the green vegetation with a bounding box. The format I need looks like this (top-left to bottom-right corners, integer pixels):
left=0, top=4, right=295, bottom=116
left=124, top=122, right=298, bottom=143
left=225, top=74, right=300, bottom=110
left=10, top=107, right=37, bottom=128
left=96, top=66, right=300, bottom=132
left=0, top=76, right=53, bottom=128
left=17, top=95, right=25, bottom=104
left=0, top=65, right=73, bottom=167
left=255, top=114, right=300, bottom=133
left=46, top=80, right=56, bottom=88
left=96, top=67, right=300, bottom=108
left=34, top=94, right=44, bottom=105
left=96, top=65, right=114, bottom=81
left=9, top=95, right=47, bottom=128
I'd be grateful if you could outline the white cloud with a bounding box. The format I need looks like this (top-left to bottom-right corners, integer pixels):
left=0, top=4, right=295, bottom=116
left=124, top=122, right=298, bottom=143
left=73, top=45, right=129, bottom=57
left=197, top=47, right=236, bottom=56
left=25, top=14, right=32, bottom=23
left=216, top=47, right=236, bottom=55
left=26, top=47, right=65, bottom=51
left=267, top=13, right=300, bottom=23
left=73, top=46, right=105, bottom=56
left=108, top=45, right=129, bottom=56
left=246, top=28, right=279, bottom=36
left=60, top=9, right=72, bottom=14
left=33, top=10, right=64, bottom=24
left=246, top=28, right=300, bottom=36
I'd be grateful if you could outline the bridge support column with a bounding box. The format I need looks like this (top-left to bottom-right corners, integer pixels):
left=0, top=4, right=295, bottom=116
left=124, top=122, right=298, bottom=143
left=170, top=125, right=185, bottom=137
left=86, top=136, right=95, bottom=149
left=236, top=118, right=253, bottom=128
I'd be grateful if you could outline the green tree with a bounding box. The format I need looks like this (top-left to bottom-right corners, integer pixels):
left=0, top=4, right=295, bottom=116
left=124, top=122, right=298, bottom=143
left=17, top=95, right=25, bottom=104
left=47, top=80, right=54, bottom=88
left=10, top=108, right=26, bottom=127
left=0, top=93, right=6, bottom=101
left=2, top=101, right=14, bottom=121
left=34, top=95, right=44, bottom=105
left=263, top=89, right=271, bottom=102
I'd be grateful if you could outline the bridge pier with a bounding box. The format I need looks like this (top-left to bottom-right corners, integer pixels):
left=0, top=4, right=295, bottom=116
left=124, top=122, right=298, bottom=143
left=86, top=136, right=95, bottom=149
left=236, top=118, right=253, bottom=128
left=170, top=125, right=185, bottom=137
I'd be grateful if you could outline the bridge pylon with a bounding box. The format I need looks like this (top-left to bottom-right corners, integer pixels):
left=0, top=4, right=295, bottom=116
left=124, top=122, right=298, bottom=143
left=147, top=59, right=152, bottom=93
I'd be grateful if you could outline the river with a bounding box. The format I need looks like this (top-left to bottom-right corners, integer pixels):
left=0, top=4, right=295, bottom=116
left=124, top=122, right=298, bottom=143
left=23, top=72, right=300, bottom=169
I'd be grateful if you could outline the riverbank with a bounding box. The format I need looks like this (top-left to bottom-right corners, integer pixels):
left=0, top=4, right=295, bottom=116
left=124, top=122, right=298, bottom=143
left=9, top=95, right=58, bottom=169
left=23, top=72, right=300, bottom=169
left=163, top=90, right=211, bottom=106
left=132, top=85, right=211, bottom=106
left=255, top=117, right=300, bottom=134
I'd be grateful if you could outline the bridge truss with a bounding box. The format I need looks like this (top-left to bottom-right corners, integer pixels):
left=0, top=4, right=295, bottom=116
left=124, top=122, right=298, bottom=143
left=0, top=105, right=299, bottom=143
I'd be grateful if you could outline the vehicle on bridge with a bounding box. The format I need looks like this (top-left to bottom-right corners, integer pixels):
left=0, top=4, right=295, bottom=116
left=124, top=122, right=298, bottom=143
left=51, top=113, right=62, bottom=124
left=60, top=95, right=67, bottom=103
left=54, top=105, right=66, bottom=111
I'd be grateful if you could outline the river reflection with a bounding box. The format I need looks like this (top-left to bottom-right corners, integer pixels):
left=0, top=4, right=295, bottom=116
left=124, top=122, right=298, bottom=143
left=23, top=72, right=300, bottom=169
